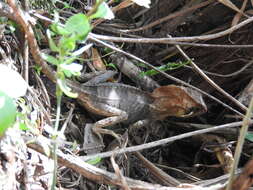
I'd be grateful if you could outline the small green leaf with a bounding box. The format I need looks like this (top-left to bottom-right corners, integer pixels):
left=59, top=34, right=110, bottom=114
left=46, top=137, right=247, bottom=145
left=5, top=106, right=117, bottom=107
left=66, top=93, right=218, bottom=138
left=59, top=36, right=76, bottom=52
left=19, top=123, right=29, bottom=131
left=90, top=2, right=114, bottom=20
left=136, top=63, right=149, bottom=68
left=246, top=132, right=253, bottom=142
left=47, top=30, right=59, bottom=52
left=0, top=90, right=16, bottom=137
left=62, top=56, right=77, bottom=65
left=103, top=47, right=113, bottom=54
left=65, top=13, right=91, bottom=40
left=87, top=157, right=102, bottom=165
left=41, top=53, right=60, bottom=65
left=140, top=61, right=190, bottom=77
left=61, top=63, right=82, bottom=77
left=50, top=23, right=70, bottom=36
left=34, top=65, right=42, bottom=75
left=57, top=79, right=78, bottom=98
left=106, top=63, right=117, bottom=70
left=61, top=1, right=71, bottom=9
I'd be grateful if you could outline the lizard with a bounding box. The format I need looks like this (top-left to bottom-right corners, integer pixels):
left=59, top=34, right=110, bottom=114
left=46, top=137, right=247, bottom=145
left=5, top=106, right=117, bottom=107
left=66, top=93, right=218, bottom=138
left=3, top=1, right=206, bottom=142
left=67, top=71, right=207, bottom=142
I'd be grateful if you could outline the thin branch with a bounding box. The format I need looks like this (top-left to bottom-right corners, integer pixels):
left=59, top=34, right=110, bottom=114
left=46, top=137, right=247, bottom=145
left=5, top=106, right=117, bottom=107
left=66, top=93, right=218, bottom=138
left=121, top=0, right=214, bottom=32
left=174, top=44, right=247, bottom=112
left=89, top=16, right=253, bottom=43
left=158, top=42, right=253, bottom=48
left=226, top=96, right=253, bottom=190
left=27, top=137, right=224, bottom=190
left=184, top=60, right=253, bottom=78
left=82, top=121, right=249, bottom=161
left=6, top=0, right=56, bottom=82
left=32, top=10, right=253, bottom=48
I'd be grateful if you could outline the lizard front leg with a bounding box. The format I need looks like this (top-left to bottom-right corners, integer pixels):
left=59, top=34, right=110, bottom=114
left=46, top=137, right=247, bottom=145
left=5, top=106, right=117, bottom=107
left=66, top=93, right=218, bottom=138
left=91, top=103, right=128, bottom=143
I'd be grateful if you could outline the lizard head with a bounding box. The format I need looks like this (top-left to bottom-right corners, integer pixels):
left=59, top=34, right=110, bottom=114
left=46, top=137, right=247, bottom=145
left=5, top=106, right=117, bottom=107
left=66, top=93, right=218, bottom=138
left=150, top=85, right=207, bottom=119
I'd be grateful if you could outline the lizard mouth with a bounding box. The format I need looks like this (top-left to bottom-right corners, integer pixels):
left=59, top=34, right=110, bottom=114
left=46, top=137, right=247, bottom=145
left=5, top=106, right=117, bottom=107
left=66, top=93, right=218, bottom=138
left=181, top=106, right=206, bottom=117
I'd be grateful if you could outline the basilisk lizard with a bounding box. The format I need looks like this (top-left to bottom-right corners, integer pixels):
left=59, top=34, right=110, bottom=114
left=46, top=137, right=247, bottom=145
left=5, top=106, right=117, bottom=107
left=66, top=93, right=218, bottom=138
left=67, top=71, right=207, bottom=142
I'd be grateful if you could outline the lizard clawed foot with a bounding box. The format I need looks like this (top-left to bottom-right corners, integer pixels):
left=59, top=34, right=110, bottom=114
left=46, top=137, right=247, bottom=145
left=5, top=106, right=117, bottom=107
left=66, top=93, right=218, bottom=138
left=83, top=124, right=104, bottom=154
left=93, top=127, right=122, bottom=145
left=129, top=119, right=150, bottom=134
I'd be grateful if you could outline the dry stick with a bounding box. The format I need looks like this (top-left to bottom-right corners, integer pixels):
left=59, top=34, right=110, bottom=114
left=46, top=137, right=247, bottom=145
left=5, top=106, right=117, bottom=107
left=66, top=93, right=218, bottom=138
left=133, top=151, right=181, bottom=186
left=82, top=121, right=249, bottom=161
left=89, top=36, right=244, bottom=117
left=27, top=140, right=172, bottom=190
left=174, top=44, right=247, bottom=112
left=22, top=0, right=29, bottom=82
left=150, top=42, right=253, bottom=48
left=225, top=97, right=253, bottom=190
left=122, top=0, right=214, bottom=32
left=0, top=2, right=16, bottom=21
left=184, top=60, right=253, bottom=78
left=90, top=15, right=253, bottom=43
left=6, top=0, right=56, bottom=83
left=28, top=138, right=226, bottom=190
left=32, top=12, right=253, bottom=48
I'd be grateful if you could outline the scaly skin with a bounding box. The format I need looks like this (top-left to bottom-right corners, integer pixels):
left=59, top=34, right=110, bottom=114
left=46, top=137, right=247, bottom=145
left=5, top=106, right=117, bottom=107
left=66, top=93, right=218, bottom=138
left=67, top=78, right=207, bottom=141
left=71, top=82, right=154, bottom=124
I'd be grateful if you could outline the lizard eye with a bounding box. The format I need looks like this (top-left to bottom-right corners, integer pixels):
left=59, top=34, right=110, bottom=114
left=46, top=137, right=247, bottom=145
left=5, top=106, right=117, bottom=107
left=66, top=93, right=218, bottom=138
left=182, top=107, right=201, bottom=117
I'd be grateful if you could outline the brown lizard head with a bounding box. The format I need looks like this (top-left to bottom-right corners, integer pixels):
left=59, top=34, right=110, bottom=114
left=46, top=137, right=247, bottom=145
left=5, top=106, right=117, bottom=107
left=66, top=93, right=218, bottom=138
left=150, top=85, right=207, bottom=120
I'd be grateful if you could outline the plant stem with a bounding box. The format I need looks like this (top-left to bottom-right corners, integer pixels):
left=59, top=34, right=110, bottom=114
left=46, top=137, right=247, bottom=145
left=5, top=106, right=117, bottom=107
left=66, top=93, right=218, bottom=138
left=87, top=0, right=104, bottom=17
left=226, top=96, right=253, bottom=190
left=51, top=84, right=62, bottom=190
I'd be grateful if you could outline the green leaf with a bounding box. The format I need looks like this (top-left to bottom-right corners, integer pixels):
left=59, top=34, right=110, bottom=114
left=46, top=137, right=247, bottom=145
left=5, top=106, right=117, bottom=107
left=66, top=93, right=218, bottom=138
left=139, top=61, right=190, bottom=77
left=19, top=122, right=29, bottom=131
left=136, top=63, right=149, bottom=68
left=0, top=65, right=27, bottom=98
left=106, top=63, right=117, bottom=70
left=103, top=47, right=113, bottom=54
left=57, top=79, right=78, bottom=98
left=62, top=56, right=77, bottom=65
left=90, top=2, right=114, bottom=20
left=0, top=90, right=16, bottom=137
left=87, top=157, right=102, bottom=165
left=60, top=63, right=82, bottom=77
left=65, top=13, right=91, bottom=40
left=59, top=36, right=76, bottom=52
left=246, top=132, right=253, bottom=142
left=34, top=65, right=42, bottom=75
left=41, top=53, right=60, bottom=65
left=47, top=30, right=59, bottom=52
left=50, top=23, right=69, bottom=36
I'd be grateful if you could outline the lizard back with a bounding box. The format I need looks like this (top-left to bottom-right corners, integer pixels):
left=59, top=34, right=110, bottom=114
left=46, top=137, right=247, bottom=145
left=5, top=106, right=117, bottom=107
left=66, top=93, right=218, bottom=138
left=78, top=82, right=154, bottom=124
